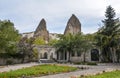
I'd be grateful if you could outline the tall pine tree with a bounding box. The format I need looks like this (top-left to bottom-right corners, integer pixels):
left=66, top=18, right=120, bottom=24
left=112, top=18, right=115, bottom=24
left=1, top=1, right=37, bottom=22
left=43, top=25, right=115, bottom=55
left=102, top=5, right=116, bottom=36
left=97, top=5, right=120, bottom=62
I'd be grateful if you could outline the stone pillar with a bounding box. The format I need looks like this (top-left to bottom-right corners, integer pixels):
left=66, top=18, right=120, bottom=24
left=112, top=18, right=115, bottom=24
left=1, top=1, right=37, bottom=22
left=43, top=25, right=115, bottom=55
left=37, top=48, right=41, bottom=62
left=63, top=51, right=65, bottom=60
left=58, top=52, right=60, bottom=60
left=67, top=52, right=69, bottom=61
left=98, top=48, right=102, bottom=62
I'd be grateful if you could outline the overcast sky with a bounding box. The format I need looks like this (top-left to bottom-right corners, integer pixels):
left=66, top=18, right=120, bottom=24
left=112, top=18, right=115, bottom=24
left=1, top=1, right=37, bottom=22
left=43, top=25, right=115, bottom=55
left=0, top=0, right=120, bottom=34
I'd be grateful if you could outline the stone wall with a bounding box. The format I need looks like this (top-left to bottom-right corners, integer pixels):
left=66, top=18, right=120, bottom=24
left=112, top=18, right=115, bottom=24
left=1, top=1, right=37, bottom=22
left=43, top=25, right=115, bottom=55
left=0, top=58, right=22, bottom=65
left=49, top=33, right=59, bottom=40
left=22, top=32, right=34, bottom=39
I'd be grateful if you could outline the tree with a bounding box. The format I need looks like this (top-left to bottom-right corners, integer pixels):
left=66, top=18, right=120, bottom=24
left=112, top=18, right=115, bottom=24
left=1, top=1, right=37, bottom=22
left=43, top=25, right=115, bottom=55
left=54, top=33, right=93, bottom=62
left=18, top=36, right=28, bottom=62
left=81, top=34, right=94, bottom=62
left=96, top=5, right=120, bottom=62
left=33, top=37, right=45, bottom=45
left=54, top=34, right=74, bottom=62
left=48, top=39, right=58, bottom=46
left=0, top=20, right=20, bottom=58
left=18, top=37, right=35, bottom=62
left=33, top=48, right=39, bottom=61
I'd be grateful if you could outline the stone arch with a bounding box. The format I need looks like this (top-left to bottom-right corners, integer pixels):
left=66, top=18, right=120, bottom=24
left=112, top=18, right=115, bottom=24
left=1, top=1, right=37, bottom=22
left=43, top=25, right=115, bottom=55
left=91, top=49, right=99, bottom=61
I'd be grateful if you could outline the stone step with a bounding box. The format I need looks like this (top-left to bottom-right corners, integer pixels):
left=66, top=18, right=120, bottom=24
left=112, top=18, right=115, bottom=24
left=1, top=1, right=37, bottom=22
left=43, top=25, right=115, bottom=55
left=39, top=59, right=55, bottom=63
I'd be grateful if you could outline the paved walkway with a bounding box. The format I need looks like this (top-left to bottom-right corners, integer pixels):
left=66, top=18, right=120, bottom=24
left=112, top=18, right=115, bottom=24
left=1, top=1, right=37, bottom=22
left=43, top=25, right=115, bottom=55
left=0, top=63, right=120, bottom=78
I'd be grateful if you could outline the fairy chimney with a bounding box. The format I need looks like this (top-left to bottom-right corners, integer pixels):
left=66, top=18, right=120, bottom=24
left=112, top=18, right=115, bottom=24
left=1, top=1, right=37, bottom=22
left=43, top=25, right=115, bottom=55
left=34, top=19, right=49, bottom=43
left=64, top=14, right=81, bottom=35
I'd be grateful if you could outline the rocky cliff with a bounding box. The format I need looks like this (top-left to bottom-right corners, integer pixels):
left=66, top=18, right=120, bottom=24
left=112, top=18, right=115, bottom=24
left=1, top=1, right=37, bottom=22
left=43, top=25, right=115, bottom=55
left=34, top=19, right=49, bottom=42
left=64, top=14, right=81, bottom=35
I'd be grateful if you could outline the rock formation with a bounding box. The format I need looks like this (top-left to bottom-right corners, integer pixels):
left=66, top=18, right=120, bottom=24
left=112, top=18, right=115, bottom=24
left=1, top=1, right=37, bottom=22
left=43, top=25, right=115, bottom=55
left=34, top=19, right=49, bottom=43
left=23, top=14, right=81, bottom=42
left=64, top=14, right=81, bottom=35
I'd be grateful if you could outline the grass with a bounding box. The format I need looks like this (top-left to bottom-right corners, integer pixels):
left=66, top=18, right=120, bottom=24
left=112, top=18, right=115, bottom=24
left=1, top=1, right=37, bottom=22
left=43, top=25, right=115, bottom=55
left=0, top=64, right=77, bottom=78
left=79, top=70, right=120, bottom=78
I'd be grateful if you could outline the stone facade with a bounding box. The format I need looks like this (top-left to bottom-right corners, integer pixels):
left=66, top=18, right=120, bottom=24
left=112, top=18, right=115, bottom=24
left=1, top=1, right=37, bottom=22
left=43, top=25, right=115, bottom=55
left=35, top=45, right=56, bottom=60
left=49, top=33, right=60, bottom=40
left=22, top=32, right=34, bottom=39
left=35, top=46, right=93, bottom=63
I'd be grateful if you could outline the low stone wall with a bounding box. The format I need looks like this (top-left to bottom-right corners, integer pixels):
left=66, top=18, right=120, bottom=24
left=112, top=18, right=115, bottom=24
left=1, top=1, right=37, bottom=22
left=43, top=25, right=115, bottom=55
left=70, top=52, right=91, bottom=63
left=70, top=57, right=83, bottom=62
left=0, top=58, right=22, bottom=65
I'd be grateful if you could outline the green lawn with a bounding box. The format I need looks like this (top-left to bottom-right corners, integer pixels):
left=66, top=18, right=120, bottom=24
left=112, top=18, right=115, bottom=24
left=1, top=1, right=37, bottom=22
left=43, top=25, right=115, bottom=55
left=0, top=64, right=77, bottom=78
left=79, top=70, right=120, bottom=78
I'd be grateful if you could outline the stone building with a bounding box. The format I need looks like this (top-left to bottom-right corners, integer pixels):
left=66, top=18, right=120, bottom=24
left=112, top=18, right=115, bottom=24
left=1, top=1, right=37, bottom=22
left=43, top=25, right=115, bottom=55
left=22, top=32, right=34, bottom=38
left=22, top=14, right=99, bottom=63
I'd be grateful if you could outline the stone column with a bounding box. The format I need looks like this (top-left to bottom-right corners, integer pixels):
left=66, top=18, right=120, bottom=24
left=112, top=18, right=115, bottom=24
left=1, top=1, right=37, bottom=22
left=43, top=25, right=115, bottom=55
left=67, top=52, right=69, bottom=61
left=58, top=52, right=60, bottom=60
left=63, top=51, right=65, bottom=60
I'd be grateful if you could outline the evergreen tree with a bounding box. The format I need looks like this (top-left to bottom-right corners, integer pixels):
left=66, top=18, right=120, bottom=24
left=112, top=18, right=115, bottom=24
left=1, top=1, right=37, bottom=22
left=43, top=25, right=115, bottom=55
left=101, top=5, right=116, bottom=36
left=96, top=5, right=120, bottom=62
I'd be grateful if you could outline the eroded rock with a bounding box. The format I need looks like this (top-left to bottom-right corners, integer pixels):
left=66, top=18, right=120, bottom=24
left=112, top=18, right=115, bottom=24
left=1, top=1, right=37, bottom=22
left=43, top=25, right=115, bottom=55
left=64, top=14, right=81, bottom=35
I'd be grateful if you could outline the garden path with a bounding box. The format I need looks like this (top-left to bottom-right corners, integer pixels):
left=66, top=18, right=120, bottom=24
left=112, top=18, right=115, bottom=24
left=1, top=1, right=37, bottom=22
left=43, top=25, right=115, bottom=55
left=0, top=63, right=120, bottom=78
left=36, top=63, right=120, bottom=78
left=0, top=62, right=39, bottom=72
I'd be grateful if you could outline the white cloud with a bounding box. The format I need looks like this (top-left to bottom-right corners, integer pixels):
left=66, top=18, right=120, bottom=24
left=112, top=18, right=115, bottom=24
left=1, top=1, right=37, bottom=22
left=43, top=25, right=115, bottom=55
left=0, top=0, right=120, bottom=34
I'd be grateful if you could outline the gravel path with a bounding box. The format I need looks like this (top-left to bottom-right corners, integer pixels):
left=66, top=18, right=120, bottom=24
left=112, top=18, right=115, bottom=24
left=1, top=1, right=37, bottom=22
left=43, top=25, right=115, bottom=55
left=0, top=62, right=39, bottom=72
left=0, top=63, right=120, bottom=78
left=35, top=64, right=120, bottom=78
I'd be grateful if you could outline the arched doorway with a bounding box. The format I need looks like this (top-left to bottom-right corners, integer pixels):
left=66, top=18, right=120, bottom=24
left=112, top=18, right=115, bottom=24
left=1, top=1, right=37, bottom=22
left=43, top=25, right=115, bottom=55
left=91, top=49, right=99, bottom=61
left=44, top=52, right=48, bottom=59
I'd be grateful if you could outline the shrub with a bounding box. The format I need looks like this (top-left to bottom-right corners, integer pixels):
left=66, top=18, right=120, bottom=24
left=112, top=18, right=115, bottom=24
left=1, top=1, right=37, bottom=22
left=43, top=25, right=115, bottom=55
left=6, top=59, right=13, bottom=65
left=74, top=62, right=85, bottom=65
left=74, top=62, right=97, bottom=65
left=86, top=62, right=97, bottom=65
